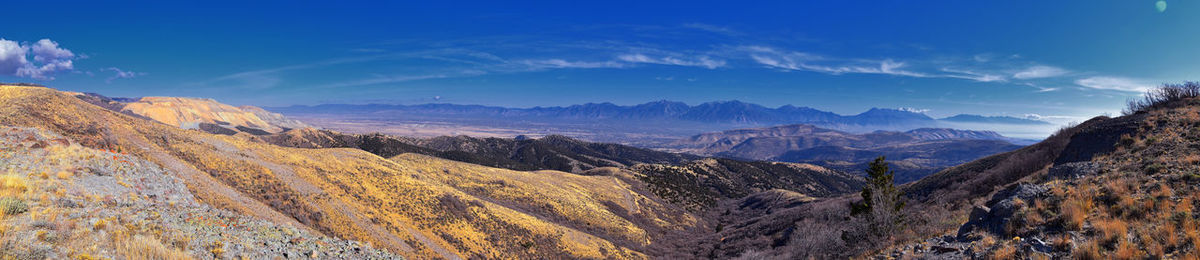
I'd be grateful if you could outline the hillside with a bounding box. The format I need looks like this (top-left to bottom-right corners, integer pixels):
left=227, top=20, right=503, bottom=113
left=679, top=107, right=1096, bottom=259
left=0, top=126, right=397, bottom=259
left=255, top=128, right=702, bottom=174
left=689, top=83, right=1200, bottom=259
left=889, top=83, right=1200, bottom=258
left=0, top=84, right=705, bottom=259
left=665, top=124, right=1025, bottom=182
left=630, top=158, right=863, bottom=210
left=254, top=127, right=861, bottom=211
left=115, top=96, right=308, bottom=134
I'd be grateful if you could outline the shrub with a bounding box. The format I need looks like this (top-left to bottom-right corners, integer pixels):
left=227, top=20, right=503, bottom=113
left=0, top=197, right=27, bottom=215
left=1125, top=82, right=1200, bottom=115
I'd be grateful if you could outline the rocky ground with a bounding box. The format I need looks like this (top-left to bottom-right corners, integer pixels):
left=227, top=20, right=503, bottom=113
left=0, top=126, right=400, bottom=259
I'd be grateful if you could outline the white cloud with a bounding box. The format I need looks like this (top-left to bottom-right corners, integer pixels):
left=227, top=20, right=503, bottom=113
left=0, top=38, right=78, bottom=80
left=1074, top=76, right=1156, bottom=92
left=898, top=107, right=930, bottom=113
left=317, top=70, right=487, bottom=89
left=519, top=59, right=627, bottom=69
left=30, top=39, right=75, bottom=63
left=1023, top=113, right=1080, bottom=120
left=104, top=67, right=145, bottom=83
left=0, top=39, right=28, bottom=76
left=941, top=68, right=1006, bottom=82
left=1013, top=65, right=1069, bottom=79
left=745, top=46, right=928, bottom=77
left=616, top=53, right=725, bottom=69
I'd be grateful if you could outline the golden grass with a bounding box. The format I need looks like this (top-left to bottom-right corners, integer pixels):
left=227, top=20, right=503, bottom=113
left=989, top=241, right=1016, bottom=260
left=115, top=235, right=194, bottom=260
left=1062, top=199, right=1089, bottom=231
left=1053, top=234, right=1072, bottom=251
left=1112, top=239, right=1139, bottom=260
left=0, top=174, right=28, bottom=198
left=1073, top=239, right=1102, bottom=260
left=1095, top=218, right=1128, bottom=246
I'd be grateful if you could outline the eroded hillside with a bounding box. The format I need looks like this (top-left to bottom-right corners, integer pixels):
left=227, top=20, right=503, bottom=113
left=0, top=85, right=703, bottom=259
left=119, top=96, right=307, bottom=134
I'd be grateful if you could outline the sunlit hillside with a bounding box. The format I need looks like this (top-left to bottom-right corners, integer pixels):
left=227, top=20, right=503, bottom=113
left=0, top=85, right=703, bottom=259
left=120, top=96, right=308, bottom=133
left=0, top=126, right=397, bottom=259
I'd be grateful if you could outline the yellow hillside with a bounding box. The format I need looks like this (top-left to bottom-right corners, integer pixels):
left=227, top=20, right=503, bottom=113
left=120, top=96, right=290, bottom=132
left=0, top=85, right=700, bottom=259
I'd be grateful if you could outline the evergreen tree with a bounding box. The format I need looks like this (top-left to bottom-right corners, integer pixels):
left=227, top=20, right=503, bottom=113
left=846, top=156, right=905, bottom=242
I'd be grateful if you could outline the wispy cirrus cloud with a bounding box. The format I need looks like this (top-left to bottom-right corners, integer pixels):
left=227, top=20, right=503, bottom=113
left=1074, top=76, right=1157, bottom=92
left=104, top=67, right=146, bottom=83
left=616, top=53, right=725, bottom=69
left=315, top=71, right=485, bottom=89
left=517, top=59, right=628, bottom=69
left=745, top=46, right=927, bottom=77
left=939, top=68, right=1006, bottom=82
left=1013, top=65, right=1069, bottom=79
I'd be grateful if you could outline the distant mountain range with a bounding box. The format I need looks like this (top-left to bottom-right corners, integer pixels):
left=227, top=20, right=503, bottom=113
left=268, top=100, right=1050, bottom=134
left=660, top=124, right=1027, bottom=183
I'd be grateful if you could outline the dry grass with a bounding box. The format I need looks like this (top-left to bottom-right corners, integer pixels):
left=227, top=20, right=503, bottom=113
left=1095, top=218, right=1128, bottom=246
left=0, top=174, right=28, bottom=198
left=1073, top=239, right=1102, bottom=260
left=115, top=235, right=193, bottom=260
left=1112, top=239, right=1139, bottom=260
left=989, top=241, right=1017, bottom=260
left=1061, top=198, right=1089, bottom=231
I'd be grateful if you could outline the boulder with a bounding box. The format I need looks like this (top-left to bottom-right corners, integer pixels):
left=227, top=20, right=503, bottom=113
left=1047, top=162, right=1101, bottom=180
left=956, top=183, right=1048, bottom=239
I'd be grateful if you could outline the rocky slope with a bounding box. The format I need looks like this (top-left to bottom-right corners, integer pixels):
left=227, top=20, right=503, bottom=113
left=0, top=126, right=397, bottom=259
left=888, top=86, right=1200, bottom=259
left=691, top=83, right=1200, bottom=259
left=0, top=84, right=706, bottom=259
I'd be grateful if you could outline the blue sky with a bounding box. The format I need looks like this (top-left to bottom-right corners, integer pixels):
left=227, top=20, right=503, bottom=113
left=1, top=1, right=1196, bottom=125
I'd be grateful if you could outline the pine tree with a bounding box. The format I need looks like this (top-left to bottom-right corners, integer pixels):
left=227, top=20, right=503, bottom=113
left=847, top=156, right=905, bottom=239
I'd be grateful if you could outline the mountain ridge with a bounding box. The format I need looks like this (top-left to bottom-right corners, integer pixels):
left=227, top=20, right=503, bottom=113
left=267, top=100, right=1051, bottom=128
